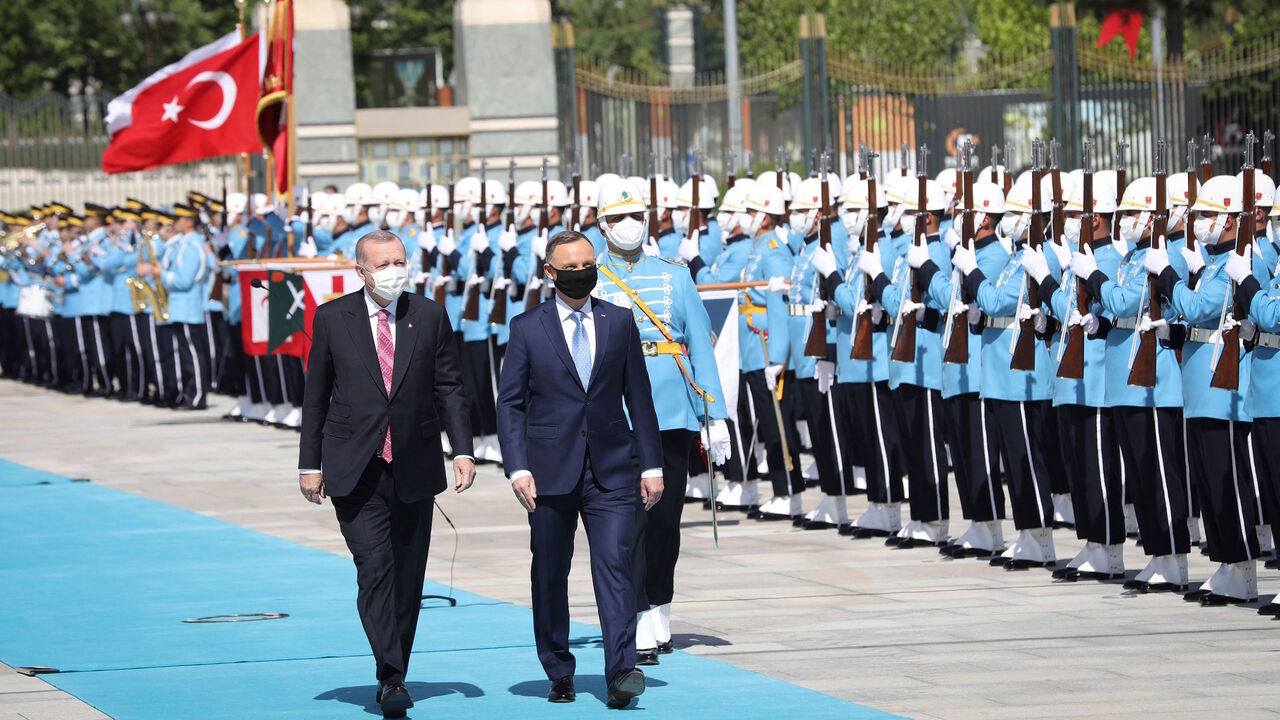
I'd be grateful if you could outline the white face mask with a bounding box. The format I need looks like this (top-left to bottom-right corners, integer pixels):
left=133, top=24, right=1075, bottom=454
left=841, top=209, right=867, bottom=240
left=1270, top=217, right=1280, bottom=241
left=1193, top=214, right=1227, bottom=245
left=732, top=212, right=752, bottom=236
left=1169, top=205, right=1188, bottom=229
left=413, top=209, right=426, bottom=227
left=898, top=212, right=917, bottom=238
left=716, top=211, right=732, bottom=232
left=1063, top=216, right=1082, bottom=247
left=789, top=210, right=816, bottom=238
left=746, top=211, right=765, bottom=237
left=530, top=207, right=544, bottom=227
left=672, top=209, right=690, bottom=234
left=363, top=263, right=408, bottom=304
left=368, top=206, right=387, bottom=228
left=997, top=212, right=1021, bottom=243
left=884, top=206, right=905, bottom=234
left=341, top=206, right=360, bottom=225
left=385, top=210, right=407, bottom=229
left=514, top=205, right=531, bottom=226
left=319, top=216, right=337, bottom=234
left=603, top=215, right=648, bottom=251
left=1118, top=212, right=1148, bottom=244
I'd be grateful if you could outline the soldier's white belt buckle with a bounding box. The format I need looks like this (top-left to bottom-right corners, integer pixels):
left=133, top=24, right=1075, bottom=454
left=1258, top=331, right=1280, bottom=350
left=984, top=316, right=1016, bottom=330
left=1114, top=318, right=1140, bottom=331
left=788, top=303, right=816, bottom=316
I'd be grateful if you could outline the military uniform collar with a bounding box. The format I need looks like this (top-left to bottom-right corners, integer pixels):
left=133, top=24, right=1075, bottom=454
left=1205, top=239, right=1234, bottom=256
left=973, top=233, right=999, bottom=251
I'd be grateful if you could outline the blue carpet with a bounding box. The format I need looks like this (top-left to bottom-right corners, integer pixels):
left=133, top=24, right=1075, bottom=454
left=0, top=459, right=900, bottom=719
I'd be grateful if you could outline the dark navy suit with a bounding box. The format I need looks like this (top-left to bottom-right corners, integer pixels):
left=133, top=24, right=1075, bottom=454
left=497, top=296, right=662, bottom=682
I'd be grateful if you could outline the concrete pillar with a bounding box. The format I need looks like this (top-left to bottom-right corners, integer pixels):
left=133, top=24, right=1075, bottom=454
left=294, top=0, right=359, bottom=190
left=454, top=0, right=560, bottom=181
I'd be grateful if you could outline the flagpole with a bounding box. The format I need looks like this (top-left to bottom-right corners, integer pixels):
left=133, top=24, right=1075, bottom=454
left=284, top=0, right=296, bottom=259
left=236, top=0, right=252, bottom=198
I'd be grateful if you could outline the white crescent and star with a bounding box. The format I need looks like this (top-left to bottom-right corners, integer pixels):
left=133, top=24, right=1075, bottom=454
left=159, top=71, right=237, bottom=130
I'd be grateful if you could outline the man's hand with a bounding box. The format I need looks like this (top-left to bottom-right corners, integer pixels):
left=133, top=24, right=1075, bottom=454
left=765, top=276, right=789, bottom=294
left=437, top=231, right=456, bottom=257
left=1225, top=249, right=1252, bottom=284
left=1138, top=315, right=1171, bottom=340
left=906, top=241, right=931, bottom=269
left=1071, top=245, right=1098, bottom=278
left=300, top=472, right=325, bottom=504
left=1144, top=247, right=1170, bottom=276
left=513, top=475, right=537, bottom=511
left=809, top=245, right=837, bottom=278
left=1181, top=245, right=1206, bottom=276
left=703, top=419, right=732, bottom=465
left=815, top=360, right=836, bottom=394
left=1021, top=246, right=1051, bottom=284
left=764, top=363, right=785, bottom=391
left=952, top=243, right=978, bottom=275
left=454, top=456, right=476, bottom=493
left=857, top=246, right=883, bottom=279
left=641, top=476, right=664, bottom=511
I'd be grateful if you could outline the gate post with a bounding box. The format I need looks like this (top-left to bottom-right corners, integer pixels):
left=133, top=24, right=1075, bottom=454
left=800, top=14, right=829, bottom=161
left=1050, top=3, right=1081, bottom=166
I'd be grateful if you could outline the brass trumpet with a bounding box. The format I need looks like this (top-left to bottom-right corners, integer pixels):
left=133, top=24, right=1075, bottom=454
left=134, top=230, right=169, bottom=321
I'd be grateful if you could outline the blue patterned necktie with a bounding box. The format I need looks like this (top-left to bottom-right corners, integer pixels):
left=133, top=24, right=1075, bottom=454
left=570, top=310, right=592, bottom=389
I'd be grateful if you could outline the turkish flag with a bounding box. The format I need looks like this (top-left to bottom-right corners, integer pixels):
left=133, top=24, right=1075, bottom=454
left=103, top=32, right=263, bottom=174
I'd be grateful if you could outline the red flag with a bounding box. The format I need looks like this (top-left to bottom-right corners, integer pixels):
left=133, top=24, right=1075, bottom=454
left=103, top=33, right=263, bottom=174
left=258, top=0, right=294, bottom=196
left=1097, top=7, right=1143, bottom=60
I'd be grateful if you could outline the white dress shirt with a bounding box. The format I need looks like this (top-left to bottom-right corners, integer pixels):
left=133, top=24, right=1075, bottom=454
left=508, top=295, right=660, bottom=483
left=300, top=289, right=470, bottom=475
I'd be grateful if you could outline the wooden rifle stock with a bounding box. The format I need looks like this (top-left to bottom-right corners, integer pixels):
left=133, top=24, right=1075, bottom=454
left=804, top=156, right=832, bottom=358
left=1210, top=133, right=1256, bottom=391
left=944, top=146, right=974, bottom=365
left=1011, top=151, right=1045, bottom=371
left=851, top=173, right=879, bottom=360
left=1057, top=143, right=1094, bottom=380
left=1128, top=147, right=1167, bottom=388
left=524, top=168, right=550, bottom=313
left=891, top=155, right=927, bottom=363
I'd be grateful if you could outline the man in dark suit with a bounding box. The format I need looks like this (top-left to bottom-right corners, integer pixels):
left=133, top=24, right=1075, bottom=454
left=497, top=230, right=664, bottom=710
left=299, top=230, right=475, bottom=718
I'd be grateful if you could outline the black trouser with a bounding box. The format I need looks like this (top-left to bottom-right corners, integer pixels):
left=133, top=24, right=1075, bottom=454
left=986, top=399, right=1052, bottom=530
left=793, top=378, right=842, bottom=496
left=213, top=315, right=244, bottom=397
left=461, top=339, right=497, bottom=436
left=156, top=323, right=180, bottom=405
left=138, top=314, right=162, bottom=402
left=1058, top=404, right=1123, bottom=544
left=1042, top=406, right=1072, bottom=497
left=891, top=384, right=949, bottom=523
left=1187, top=418, right=1259, bottom=564
left=0, top=308, right=19, bottom=378
left=277, top=354, right=305, bottom=407
left=54, top=316, right=79, bottom=389
left=530, top=456, right=636, bottom=683
left=76, top=316, right=111, bottom=394
left=332, top=457, right=434, bottom=684
left=744, top=369, right=804, bottom=497
left=725, top=375, right=762, bottom=484
left=835, top=381, right=903, bottom=503
left=109, top=313, right=141, bottom=399
left=1251, top=418, right=1280, bottom=549
left=1113, top=406, right=1190, bottom=557
left=633, top=429, right=693, bottom=611
left=945, top=393, right=1004, bottom=522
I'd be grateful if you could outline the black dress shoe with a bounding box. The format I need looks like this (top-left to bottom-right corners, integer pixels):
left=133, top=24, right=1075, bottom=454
left=378, top=682, right=412, bottom=718
left=1123, top=579, right=1148, bottom=592
left=656, top=640, right=673, bottom=655
left=837, top=524, right=858, bottom=536
left=1143, top=582, right=1188, bottom=593
left=802, top=519, right=839, bottom=530
left=1258, top=602, right=1280, bottom=617
left=1200, top=593, right=1253, bottom=607
left=895, top=537, right=945, bottom=550
left=1003, top=558, right=1048, bottom=571
left=548, top=675, right=576, bottom=703
left=884, top=535, right=905, bottom=547
left=1266, top=557, right=1280, bottom=571
left=1183, top=589, right=1212, bottom=602
left=792, top=516, right=809, bottom=527
left=636, top=648, right=659, bottom=666
left=1051, top=566, right=1078, bottom=580
left=755, top=511, right=798, bottom=521
left=850, top=527, right=892, bottom=539
left=606, top=668, right=645, bottom=709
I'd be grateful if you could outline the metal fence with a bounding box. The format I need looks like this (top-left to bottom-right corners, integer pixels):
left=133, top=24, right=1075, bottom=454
left=556, top=14, right=1280, bottom=186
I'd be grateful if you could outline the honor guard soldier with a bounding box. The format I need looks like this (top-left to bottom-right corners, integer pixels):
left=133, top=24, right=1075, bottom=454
left=684, top=179, right=755, bottom=286
left=649, top=179, right=682, bottom=260
left=386, top=188, right=426, bottom=280
left=572, top=179, right=605, bottom=254
left=1146, top=173, right=1259, bottom=605
left=590, top=178, right=728, bottom=666
left=331, top=183, right=376, bottom=258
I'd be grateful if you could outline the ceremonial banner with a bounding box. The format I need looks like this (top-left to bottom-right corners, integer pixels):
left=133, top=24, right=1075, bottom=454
left=257, top=0, right=294, bottom=195
left=239, top=265, right=357, bottom=365
left=267, top=271, right=305, bottom=354
left=103, top=32, right=264, bottom=173
left=699, top=289, right=740, bottom=427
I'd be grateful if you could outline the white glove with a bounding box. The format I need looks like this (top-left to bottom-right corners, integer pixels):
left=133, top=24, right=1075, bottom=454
left=764, top=363, right=785, bottom=391
left=418, top=225, right=437, bottom=252
left=965, top=302, right=981, bottom=325
left=811, top=298, right=827, bottom=313
left=703, top=419, right=731, bottom=466
left=679, top=234, right=701, bottom=262
left=465, top=274, right=484, bottom=289
left=943, top=223, right=962, bottom=250
left=1180, top=246, right=1205, bottom=276
left=642, top=243, right=660, bottom=257
left=907, top=241, right=931, bottom=269
left=432, top=274, right=452, bottom=290
left=1070, top=245, right=1098, bottom=278
left=498, top=227, right=518, bottom=252
left=531, top=230, right=548, bottom=259
left=493, top=277, right=512, bottom=293
left=952, top=243, right=978, bottom=275
left=809, top=245, right=837, bottom=277
left=856, top=299, right=885, bottom=324
left=1142, top=246, right=1170, bottom=276
left=438, top=231, right=456, bottom=257
left=1018, top=304, right=1048, bottom=334
left=1069, top=310, right=1099, bottom=335
left=1048, top=239, right=1071, bottom=272
left=1240, top=318, right=1259, bottom=342
left=815, top=360, right=836, bottom=394
left=766, top=276, right=789, bottom=294
left=901, top=299, right=925, bottom=318
left=296, top=236, right=318, bottom=258
left=413, top=271, right=429, bottom=287
left=527, top=276, right=544, bottom=292
left=1224, top=250, right=1251, bottom=284
left=857, top=247, right=883, bottom=278
left=1021, top=246, right=1051, bottom=284
left=470, top=226, right=490, bottom=253
left=1138, top=315, right=1171, bottom=340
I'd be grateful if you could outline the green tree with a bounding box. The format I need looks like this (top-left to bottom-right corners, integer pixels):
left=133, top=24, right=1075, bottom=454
left=349, top=0, right=456, bottom=108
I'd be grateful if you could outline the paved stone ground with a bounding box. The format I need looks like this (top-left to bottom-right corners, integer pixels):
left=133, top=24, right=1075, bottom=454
left=3, top=379, right=1280, bottom=719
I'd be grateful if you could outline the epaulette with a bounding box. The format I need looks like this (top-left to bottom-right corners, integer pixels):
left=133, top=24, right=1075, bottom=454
left=409, top=228, right=417, bottom=236
left=656, top=255, right=687, bottom=267
left=769, top=239, right=778, bottom=250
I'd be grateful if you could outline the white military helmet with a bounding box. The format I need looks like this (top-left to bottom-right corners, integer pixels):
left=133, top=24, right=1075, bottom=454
left=626, top=176, right=650, bottom=204
left=790, top=177, right=825, bottom=212
left=787, top=171, right=803, bottom=194
left=545, top=180, right=571, bottom=208
left=251, top=192, right=271, bottom=216
left=701, top=174, right=721, bottom=202
left=513, top=181, right=541, bottom=207
left=1235, top=168, right=1276, bottom=208
left=977, top=165, right=1009, bottom=189
left=969, top=181, right=1006, bottom=216
left=225, top=191, right=248, bottom=219
left=840, top=177, right=888, bottom=210
left=935, top=167, right=958, bottom=206
left=755, top=171, right=793, bottom=202
left=385, top=188, right=420, bottom=228
left=299, top=190, right=327, bottom=224
left=745, top=182, right=786, bottom=216
left=453, top=177, right=482, bottom=205
left=428, top=184, right=450, bottom=209
left=1064, top=176, right=1118, bottom=214
left=596, top=178, right=648, bottom=219
left=1066, top=168, right=1084, bottom=191
left=716, top=181, right=755, bottom=236
left=371, top=181, right=399, bottom=206
left=677, top=177, right=717, bottom=209
left=482, top=179, right=508, bottom=207
left=594, top=173, right=621, bottom=188
left=896, top=178, right=949, bottom=212
left=1119, top=176, right=1158, bottom=212
left=1190, top=174, right=1243, bottom=215
left=652, top=179, right=680, bottom=210
left=1004, top=175, right=1035, bottom=214
left=574, top=180, right=601, bottom=212
left=1166, top=171, right=1197, bottom=207
left=342, top=182, right=373, bottom=224
left=883, top=175, right=916, bottom=205
left=1093, top=170, right=1119, bottom=200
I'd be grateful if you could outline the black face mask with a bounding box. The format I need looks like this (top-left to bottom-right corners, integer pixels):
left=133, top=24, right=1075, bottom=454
left=552, top=265, right=598, bottom=300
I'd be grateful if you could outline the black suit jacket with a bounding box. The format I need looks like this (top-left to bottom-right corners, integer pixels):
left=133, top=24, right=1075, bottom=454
left=300, top=290, right=472, bottom=502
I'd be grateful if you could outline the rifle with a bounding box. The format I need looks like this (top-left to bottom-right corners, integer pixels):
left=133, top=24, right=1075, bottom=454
left=1050, top=138, right=1065, bottom=252
left=775, top=147, right=785, bottom=192
left=727, top=151, right=737, bottom=188
left=487, top=159, right=516, bottom=326
left=523, top=156, right=550, bottom=313
left=1113, top=140, right=1129, bottom=241
left=851, top=147, right=880, bottom=360
left=1186, top=140, right=1200, bottom=255
left=809, top=148, right=819, bottom=178
left=1128, top=140, right=1168, bottom=388
left=943, top=139, right=974, bottom=364
left=688, top=150, right=703, bottom=243
left=621, top=152, right=631, bottom=179
left=1210, top=131, right=1257, bottom=391
left=891, top=144, right=929, bottom=363
left=1057, top=139, right=1094, bottom=379
left=804, top=151, right=833, bottom=358
left=649, top=151, right=659, bottom=246
left=1201, top=134, right=1213, bottom=184
left=1011, top=139, right=1046, bottom=371
left=996, top=144, right=1012, bottom=196
left=462, top=159, right=488, bottom=322
left=900, top=143, right=910, bottom=178
left=745, top=150, right=754, bottom=179
left=1265, top=130, right=1275, bottom=178
left=445, top=165, right=456, bottom=298
left=570, top=149, right=582, bottom=231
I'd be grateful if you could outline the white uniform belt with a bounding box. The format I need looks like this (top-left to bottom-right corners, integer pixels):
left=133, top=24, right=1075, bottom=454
left=1113, top=317, right=1140, bottom=331
left=1257, top=331, right=1280, bottom=350
left=788, top=303, right=819, bottom=316
left=1187, top=326, right=1220, bottom=344
left=984, top=316, right=1017, bottom=330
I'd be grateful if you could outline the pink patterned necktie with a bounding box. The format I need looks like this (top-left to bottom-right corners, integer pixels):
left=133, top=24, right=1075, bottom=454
left=376, top=308, right=394, bottom=462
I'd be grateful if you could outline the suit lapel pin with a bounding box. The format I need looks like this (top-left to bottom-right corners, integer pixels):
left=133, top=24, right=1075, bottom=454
left=407, top=323, right=413, bottom=328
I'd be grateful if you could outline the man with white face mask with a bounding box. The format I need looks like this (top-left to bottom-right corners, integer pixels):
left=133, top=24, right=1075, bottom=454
left=687, top=179, right=755, bottom=287
left=299, top=230, right=475, bottom=716
left=589, top=178, right=727, bottom=667
left=1145, top=173, right=1260, bottom=606
left=332, top=183, right=376, bottom=258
